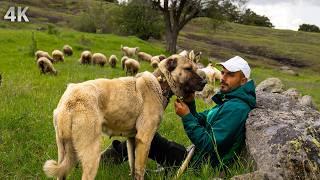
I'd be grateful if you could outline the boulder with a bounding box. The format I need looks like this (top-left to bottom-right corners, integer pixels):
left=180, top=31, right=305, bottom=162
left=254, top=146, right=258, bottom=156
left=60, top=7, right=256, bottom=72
left=256, top=78, right=284, bottom=93
left=232, top=88, right=320, bottom=179
left=299, top=95, right=317, bottom=110
left=282, top=88, right=300, bottom=99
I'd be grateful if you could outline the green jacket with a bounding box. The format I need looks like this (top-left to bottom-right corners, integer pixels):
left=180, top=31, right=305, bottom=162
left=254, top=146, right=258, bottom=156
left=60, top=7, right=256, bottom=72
left=181, top=80, right=256, bottom=167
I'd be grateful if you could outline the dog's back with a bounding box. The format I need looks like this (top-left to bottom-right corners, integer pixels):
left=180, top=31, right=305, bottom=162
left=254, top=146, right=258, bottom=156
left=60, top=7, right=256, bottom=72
left=44, top=72, right=163, bottom=179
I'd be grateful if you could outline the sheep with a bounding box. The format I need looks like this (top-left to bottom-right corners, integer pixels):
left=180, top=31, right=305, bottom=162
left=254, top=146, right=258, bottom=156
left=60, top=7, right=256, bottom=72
left=79, top=50, right=92, bottom=64
left=137, top=52, right=152, bottom=62
left=178, top=50, right=189, bottom=58
left=52, top=50, right=64, bottom=63
left=150, top=55, right=166, bottom=69
left=123, top=58, right=140, bottom=76
left=37, top=57, right=57, bottom=75
left=108, top=55, right=118, bottom=68
left=63, top=45, right=73, bottom=56
left=92, top=53, right=107, bottom=67
left=198, top=63, right=222, bottom=89
left=121, top=56, right=129, bottom=70
left=121, top=45, right=139, bottom=57
left=35, top=50, right=53, bottom=62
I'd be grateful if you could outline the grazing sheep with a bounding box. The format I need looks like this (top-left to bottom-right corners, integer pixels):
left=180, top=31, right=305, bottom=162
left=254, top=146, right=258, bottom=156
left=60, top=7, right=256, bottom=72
left=52, top=50, right=64, bottom=63
left=198, top=63, right=222, bottom=89
left=124, top=58, right=140, bottom=76
left=92, top=53, right=107, bottom=67
left=178, top=50, right=189, bottom=58
left=63, top=45, right=73, bottom=56
left=79, top=50, right=92, bottom=64
left=121, top=56, right=129, bottom=70
left=37, top=57, right=57, bottom=75
left=108, top=55, right=118, bottom=68
left=121, top=45, right=139, bottom=57
left=35, top=50, right=53, bottom=62
left=150, top=55, right=166, bottom=69
left=137, top=52, right=152, bottom=62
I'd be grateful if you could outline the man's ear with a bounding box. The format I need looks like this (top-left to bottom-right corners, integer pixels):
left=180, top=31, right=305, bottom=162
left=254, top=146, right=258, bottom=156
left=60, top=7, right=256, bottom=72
left=241, top=77, right=247, bottom=85
left=166, top=58, right=177, bottom=72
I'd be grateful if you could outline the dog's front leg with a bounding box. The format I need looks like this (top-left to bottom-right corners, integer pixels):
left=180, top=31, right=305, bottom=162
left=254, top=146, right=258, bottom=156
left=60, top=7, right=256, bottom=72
left=134, top=131, right=156, bottom=180
left=127, top=137, right=135, bottom=177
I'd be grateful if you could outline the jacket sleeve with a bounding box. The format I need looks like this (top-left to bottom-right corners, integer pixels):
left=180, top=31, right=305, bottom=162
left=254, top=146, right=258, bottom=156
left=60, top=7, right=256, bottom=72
left=181, top=102, right=249, bottom=154
left=185, top=100, right=209, bottom=126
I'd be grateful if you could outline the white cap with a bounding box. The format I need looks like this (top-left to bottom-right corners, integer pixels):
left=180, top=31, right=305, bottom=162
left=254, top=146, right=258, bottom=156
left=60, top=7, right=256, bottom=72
left=218, top=56, right=251, bottom=79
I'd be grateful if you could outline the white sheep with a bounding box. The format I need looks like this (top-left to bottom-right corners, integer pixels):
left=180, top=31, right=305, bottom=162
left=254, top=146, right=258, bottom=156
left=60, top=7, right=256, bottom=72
left=178, top=50, right=189, bottom=58
left=92, top=53, right=107, bottom=67
left=79, top=50, right=92, bottom=64
left=121, top=56, right=129, bottom=70
left=150, top=55, right=166, bottom=69
left=137, top=52, right=152, bottom=62
left=52, top=50, right=64, bottom=63
left=199, top=63, right=222, bottom=89
left=35, top=50, right=53, bottom=62
left=123, top=58, right=140, bottom=76
left=37, top=57, right=57, bottom=75
left=121, top=45, right=139, bottom=57
left=108, top=55, right=118, bottom=68
left=63, top=45, right=73, bottom=56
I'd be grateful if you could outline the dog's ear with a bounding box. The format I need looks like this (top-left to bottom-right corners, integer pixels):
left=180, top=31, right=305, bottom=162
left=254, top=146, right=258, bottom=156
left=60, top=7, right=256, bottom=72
left=188, top=50, right=195, bottom=62
left=166, top=58, right=177, bottom=72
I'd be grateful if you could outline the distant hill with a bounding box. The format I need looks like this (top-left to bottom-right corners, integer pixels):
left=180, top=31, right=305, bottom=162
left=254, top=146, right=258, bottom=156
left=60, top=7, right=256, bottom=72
left=179, top=18, right=320, bottom=72
left=1, top=1, right=319, bottom=73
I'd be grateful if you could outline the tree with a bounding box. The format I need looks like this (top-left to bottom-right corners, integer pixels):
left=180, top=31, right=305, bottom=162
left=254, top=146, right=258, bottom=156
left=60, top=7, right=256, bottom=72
left=151, top=0, right=247, bottom=54
left=238, top=9, right=273, bottom=28
left=298, top=24, right=320, bottom=33
left=118, top=0, right=164, bottom=40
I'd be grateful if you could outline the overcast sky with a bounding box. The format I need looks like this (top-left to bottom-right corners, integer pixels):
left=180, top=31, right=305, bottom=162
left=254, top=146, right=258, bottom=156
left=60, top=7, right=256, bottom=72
left=246, top=0, right=320, bottom=30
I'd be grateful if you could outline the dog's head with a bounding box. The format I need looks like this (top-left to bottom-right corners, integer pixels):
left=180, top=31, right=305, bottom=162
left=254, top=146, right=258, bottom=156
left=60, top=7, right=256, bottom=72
left=158, top=55, right=207, bottom=98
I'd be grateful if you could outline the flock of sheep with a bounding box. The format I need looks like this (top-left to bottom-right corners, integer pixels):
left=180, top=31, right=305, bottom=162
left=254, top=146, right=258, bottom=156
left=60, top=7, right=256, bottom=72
left=34, top=44, right=222, bottom=89
left=34, top=45, right=168, bottom=77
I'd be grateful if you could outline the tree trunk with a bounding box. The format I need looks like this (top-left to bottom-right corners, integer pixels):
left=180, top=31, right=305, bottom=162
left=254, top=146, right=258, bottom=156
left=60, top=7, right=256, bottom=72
left=165, top=28, right=178, bottom=54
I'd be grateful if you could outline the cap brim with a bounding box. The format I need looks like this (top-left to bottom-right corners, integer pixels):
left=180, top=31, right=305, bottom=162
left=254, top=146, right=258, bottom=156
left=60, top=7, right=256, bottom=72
left=217, top=62, right=241, bottom=72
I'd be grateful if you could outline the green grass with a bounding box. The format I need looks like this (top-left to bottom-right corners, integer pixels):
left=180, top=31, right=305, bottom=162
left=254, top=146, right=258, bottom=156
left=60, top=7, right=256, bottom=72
left=0, top=23, right=319, bottom=179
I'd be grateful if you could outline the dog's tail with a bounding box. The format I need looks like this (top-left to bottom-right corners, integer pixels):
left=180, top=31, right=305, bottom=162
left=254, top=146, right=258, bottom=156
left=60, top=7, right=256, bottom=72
left=43, top=108, right=75, bottom=178
left=43, top=140, right=74, bottom=178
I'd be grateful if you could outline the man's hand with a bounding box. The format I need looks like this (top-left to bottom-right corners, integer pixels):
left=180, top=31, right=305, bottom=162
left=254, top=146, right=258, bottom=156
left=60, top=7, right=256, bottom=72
left=174, top=99, right=190, bottom=117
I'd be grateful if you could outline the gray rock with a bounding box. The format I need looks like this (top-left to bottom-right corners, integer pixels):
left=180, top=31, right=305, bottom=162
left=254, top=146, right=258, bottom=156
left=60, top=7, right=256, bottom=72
left=239, top=90, right=320, bottom=179
left=282, top=69, right=299, bottom=76
left=282, top=88, right=300, bottom=99
left=256, top=78, right=284, bottom=93
left=280, top=66, right=291, bottom=71
left=299, top=95, right=317, bottom=110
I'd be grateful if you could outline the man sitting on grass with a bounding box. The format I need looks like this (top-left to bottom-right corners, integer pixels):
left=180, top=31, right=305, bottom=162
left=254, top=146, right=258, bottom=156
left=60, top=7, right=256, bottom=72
left=101, top=56, right=256, bottom=172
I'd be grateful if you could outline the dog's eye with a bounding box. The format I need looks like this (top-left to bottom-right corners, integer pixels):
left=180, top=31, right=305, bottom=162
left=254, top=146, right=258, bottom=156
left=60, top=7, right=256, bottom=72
left=185, top=67, right=192, bottom=71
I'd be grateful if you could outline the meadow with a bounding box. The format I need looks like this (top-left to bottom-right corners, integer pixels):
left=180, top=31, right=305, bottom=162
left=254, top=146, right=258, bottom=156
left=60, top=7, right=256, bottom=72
left=0, top=23, right=319, bottom=179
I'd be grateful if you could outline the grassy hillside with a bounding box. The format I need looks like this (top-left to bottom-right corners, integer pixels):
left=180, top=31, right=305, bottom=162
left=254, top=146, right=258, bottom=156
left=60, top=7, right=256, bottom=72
left=0, top=27, right=255, bottom=179
left=0, top=4, right=320, bottom=179
left=180, top=18, right=320, bottom=72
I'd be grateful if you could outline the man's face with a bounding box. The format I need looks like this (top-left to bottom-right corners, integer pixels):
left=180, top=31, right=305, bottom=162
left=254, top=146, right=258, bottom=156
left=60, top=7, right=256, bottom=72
left=220, top=67, right=247, bottom=93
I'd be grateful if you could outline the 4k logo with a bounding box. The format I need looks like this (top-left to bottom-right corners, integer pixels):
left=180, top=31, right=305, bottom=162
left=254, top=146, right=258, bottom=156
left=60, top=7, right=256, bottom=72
left=4, top=7, right=29, bottom=22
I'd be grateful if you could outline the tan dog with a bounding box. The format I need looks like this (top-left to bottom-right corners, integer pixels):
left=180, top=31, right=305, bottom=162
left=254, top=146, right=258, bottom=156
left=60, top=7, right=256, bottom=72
left=43, top=55, right=206, bottom=180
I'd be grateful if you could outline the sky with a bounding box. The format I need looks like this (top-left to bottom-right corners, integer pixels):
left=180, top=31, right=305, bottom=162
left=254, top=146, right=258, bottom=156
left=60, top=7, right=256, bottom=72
left=246, top=0, right=320, bottom=30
